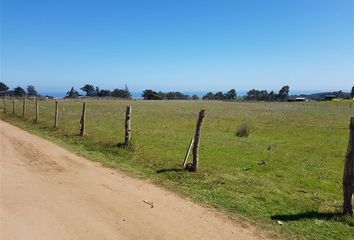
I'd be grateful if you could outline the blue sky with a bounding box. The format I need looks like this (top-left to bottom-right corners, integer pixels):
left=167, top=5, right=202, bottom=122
left=1, top=0, right=353, bottom=94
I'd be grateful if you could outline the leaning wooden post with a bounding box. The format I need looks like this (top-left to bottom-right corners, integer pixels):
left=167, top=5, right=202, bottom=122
left=12, top=98, right=15, bottom=114
left=182, top=138, right=194, bottom=168
left=22, top=98, right=27, bottom=119
left=54, top=101, right=59, bottom=128
left=192, top=109, right=206, bottom=172
left=3, top=97, right=6, bottom=113
left=124, top=106, right=132, bottom=145
left=343, top=117, right=354, bottom=215
left=79, top=102, right=87, bottom=136
left=35, top=99, right=39, bottom=122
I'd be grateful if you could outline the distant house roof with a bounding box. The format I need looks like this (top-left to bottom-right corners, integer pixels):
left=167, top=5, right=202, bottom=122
left=288, top=97, right=307, bottom=102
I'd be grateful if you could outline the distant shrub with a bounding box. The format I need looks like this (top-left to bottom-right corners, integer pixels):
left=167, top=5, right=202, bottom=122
left=236, top=123, right=251, bottom=137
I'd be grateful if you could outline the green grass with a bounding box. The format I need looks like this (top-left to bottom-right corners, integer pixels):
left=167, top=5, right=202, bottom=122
left=1, top=98, right=354, bottom=239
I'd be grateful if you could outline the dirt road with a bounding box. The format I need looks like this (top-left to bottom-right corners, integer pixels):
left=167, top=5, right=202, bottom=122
left=0, top=120, right=267, bottom=240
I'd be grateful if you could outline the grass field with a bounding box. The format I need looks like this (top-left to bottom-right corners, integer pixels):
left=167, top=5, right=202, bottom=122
left=1, top=98, right=353, bottom=239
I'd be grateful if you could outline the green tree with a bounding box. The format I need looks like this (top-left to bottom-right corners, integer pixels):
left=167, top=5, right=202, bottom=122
left=142, top=90, right=162, bottom=100
left=259, top=90, right=268, bottom=101
left=26, top=85, right=39, bottom=96
left=214, top=91, right=224, bottom=100
left=124, top=84, right=132, bottom=98
left=191, top=94, right=199, bottom=100
left=224, top=89, right=237, bottom=100
left=245, top=89, right=258, bottom=100
left=277, top=85, right=290, bottom=102
left=267, top=91, right=276, bottom=101
left=245, top=89, right=268, bottom=101
left=65, top=87, right=80, bottom=98
left=166, top=91, right=189, bottom=100
left=0, top=82, right=9, bottom=91
left=111, top=88, right=131, bottom=99
left=81, top=84, right=96, bottom=97
left=157, top=91, right=166, bottom=100
left=202, top=92, right=215, bottom=100
left=351, top=86, right=354, bottom=98
left=98, top=89, right=111, bottom=97
left=14, top=86, right=26, bottom=96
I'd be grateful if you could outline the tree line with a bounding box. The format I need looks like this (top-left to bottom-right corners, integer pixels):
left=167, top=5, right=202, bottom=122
left=66, top=84, right=131, bottom=99
left=141, top=87, right=288, bottom=101
left=244, top=86, right=290, bottom=102
left=141, top=89, right=237, bottom=100
left=141, top=90, right=198, bottom=100
left=2, top=81, right=353, bottom=101
left=0, top=82, right=39, bottom=97
left=202, top=89, right=237, bottom=100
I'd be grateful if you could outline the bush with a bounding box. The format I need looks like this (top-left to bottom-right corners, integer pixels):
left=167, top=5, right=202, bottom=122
left=236, top=123, right=251, bottom=137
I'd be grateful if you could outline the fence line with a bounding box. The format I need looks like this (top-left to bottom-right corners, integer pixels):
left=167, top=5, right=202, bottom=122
left=0, top=97, right=353, bottom=216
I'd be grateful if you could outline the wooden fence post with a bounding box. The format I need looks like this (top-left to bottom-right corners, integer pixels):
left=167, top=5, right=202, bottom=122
left=192, top=109, right=206, bottom=172
left=35, top=99, right=39, bottom=122
left=343, top=117, right=354, bottom=215
left=80, top=102, right=87, bottom=136
left=22, top=98, right=27, bottom=119
left=54, top=101, right=59, bottom=128
left=3, top=97, right=6, bottom=113
left=12, top=98, right=15, bottom=114
left=124, top=106, right=132, bottom=145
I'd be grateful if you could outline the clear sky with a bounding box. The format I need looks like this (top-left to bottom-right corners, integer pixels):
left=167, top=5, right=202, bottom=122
left=1, top=0, right=353, bottom=94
